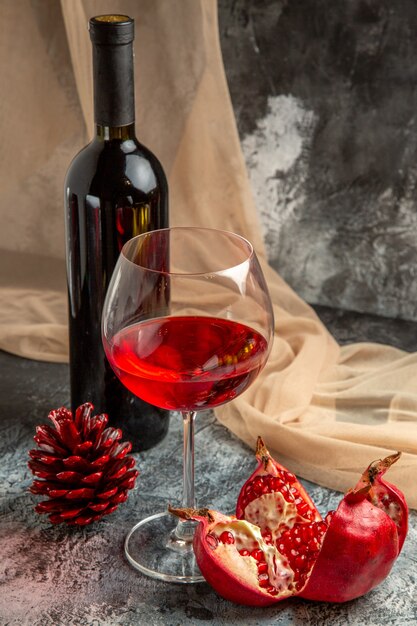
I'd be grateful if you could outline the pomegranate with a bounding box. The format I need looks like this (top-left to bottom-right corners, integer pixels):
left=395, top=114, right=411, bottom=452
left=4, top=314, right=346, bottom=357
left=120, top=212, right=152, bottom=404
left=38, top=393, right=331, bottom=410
left=170, top=438, right=408, bottom=606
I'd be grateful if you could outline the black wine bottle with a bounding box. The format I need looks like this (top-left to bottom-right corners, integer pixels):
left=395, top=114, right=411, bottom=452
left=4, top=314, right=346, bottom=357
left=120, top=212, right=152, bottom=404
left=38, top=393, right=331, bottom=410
left=64, top=14, right=169, bottom=450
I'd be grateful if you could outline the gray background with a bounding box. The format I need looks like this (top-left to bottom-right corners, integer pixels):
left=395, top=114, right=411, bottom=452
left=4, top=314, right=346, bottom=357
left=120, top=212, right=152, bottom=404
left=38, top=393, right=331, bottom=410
left=219, top=0, right=417, bottom=321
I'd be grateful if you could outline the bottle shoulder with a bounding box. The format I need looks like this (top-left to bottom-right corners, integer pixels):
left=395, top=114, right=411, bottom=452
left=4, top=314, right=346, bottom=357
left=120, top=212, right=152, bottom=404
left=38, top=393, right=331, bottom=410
left=65, top=137, right=167, bottom=197
left=68, top=136, right=164, bottom=161
left=64, top=140, right=101, bottom=188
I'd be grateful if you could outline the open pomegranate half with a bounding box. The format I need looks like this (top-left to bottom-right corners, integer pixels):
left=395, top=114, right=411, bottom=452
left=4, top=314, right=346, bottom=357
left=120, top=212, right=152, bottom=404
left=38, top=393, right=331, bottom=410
left=170, top=438, right=408, bottom=606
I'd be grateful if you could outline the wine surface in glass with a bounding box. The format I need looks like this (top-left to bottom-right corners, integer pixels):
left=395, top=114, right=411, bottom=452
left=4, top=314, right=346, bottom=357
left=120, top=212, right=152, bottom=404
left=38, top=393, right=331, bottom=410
left=105, top=316, right=268, bottom=411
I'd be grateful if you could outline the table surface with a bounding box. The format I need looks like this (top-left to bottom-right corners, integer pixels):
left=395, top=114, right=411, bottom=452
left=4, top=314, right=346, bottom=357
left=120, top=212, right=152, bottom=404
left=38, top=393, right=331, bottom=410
left=1, top=305, right=416, bottom=626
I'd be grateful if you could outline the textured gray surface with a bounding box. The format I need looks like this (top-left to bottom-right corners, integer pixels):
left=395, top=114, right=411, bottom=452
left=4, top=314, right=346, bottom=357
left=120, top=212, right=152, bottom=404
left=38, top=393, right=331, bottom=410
left=1, top=307, right=417, bottom=625
left=219, top=0, right=417, bottom=321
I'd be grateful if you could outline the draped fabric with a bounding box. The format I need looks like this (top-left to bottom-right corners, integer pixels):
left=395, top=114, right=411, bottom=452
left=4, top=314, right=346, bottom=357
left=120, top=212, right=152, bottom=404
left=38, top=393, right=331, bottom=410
left=1, top=0, right=416, bottom=506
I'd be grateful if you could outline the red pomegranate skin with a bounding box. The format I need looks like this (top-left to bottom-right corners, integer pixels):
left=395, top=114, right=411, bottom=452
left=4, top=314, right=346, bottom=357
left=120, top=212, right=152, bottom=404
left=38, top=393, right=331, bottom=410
left=300, top=496, right=399, bottom=602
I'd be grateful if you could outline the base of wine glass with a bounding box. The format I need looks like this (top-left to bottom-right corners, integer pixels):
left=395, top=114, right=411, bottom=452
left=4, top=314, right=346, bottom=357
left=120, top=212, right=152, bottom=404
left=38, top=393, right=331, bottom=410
left=124, top=511, right=204, bottom=583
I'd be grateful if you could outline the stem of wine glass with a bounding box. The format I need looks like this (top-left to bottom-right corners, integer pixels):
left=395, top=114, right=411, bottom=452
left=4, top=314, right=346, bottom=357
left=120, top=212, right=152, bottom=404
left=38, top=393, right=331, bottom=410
left=174, top=410, right=197, bottom=543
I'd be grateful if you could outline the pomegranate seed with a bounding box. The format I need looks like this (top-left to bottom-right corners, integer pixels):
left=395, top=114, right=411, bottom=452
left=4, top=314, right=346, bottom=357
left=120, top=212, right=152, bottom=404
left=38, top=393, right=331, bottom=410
left=307, top=538, right=320, bottom=553
left=258, top=573, right=270, bottom=587
left=301, top=526, right=313, bottom=542
left=294, top=554, right=307, bottom=570
left=261, top=529, right=272, bottom=544
left=297, top=501, right=310, bottom=516
left=271, top=477, right=284, bottom=491
left=239, top=549, right=250, bottom=556
left=277, top=534, right=292, bottom=550
left=251, top=548, right=265, bottom=562
left=267, top=586, right=278, bottom=595
left=219, top=531, right=235, bottom=544
left=257, top=561, right=268, bottom=574
left=251, top=478, right=264, bottom=495
left=286, top=472, right=296, bottom=483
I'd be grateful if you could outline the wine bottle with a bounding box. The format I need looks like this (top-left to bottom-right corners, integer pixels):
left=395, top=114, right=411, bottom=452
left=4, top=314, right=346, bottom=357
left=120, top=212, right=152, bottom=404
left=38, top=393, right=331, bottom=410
left=64, top=14, right=169, bottom=450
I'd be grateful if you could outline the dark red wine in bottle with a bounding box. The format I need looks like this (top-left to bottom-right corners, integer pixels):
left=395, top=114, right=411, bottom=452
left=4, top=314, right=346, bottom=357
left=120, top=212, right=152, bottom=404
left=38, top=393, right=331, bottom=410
left=64, top=15, right=169, bottom=450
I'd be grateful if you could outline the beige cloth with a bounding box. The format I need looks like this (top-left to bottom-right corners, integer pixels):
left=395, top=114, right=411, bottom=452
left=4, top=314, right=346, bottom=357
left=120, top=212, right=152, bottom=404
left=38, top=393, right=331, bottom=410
left=1, top=0, right=417, bottom=507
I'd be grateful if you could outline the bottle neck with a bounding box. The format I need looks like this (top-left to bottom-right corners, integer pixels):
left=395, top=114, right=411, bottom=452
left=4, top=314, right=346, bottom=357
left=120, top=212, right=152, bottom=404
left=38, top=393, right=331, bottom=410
left=95, top=123, right=136, bottom=141
left=92, top=41, right=135, bottom=127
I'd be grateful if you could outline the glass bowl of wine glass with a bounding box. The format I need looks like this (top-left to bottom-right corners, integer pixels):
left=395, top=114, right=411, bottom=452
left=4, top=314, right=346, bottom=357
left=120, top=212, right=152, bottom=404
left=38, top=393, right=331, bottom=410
left=102, top=227, right=274, bottom=583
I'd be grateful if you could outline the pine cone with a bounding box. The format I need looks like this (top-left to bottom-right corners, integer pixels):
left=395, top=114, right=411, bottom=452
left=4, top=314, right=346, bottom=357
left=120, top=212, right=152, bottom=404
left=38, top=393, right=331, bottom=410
left=28, top=403, right=139, bottom=526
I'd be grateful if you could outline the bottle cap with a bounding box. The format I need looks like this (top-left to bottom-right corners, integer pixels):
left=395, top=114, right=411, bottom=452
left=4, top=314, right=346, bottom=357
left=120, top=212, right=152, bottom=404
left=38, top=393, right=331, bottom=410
left=89, top=15, right=134, bottom=45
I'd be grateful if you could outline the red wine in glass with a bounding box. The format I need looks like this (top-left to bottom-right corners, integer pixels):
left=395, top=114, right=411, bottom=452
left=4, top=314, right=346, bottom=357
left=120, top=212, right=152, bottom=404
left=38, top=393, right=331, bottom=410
left=106, top=316, right=268, bottom=411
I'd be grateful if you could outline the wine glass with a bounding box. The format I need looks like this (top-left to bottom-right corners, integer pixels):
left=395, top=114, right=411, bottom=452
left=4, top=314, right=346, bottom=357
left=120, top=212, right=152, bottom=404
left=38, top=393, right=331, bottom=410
left=102, top=227, right=274, bottom=583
